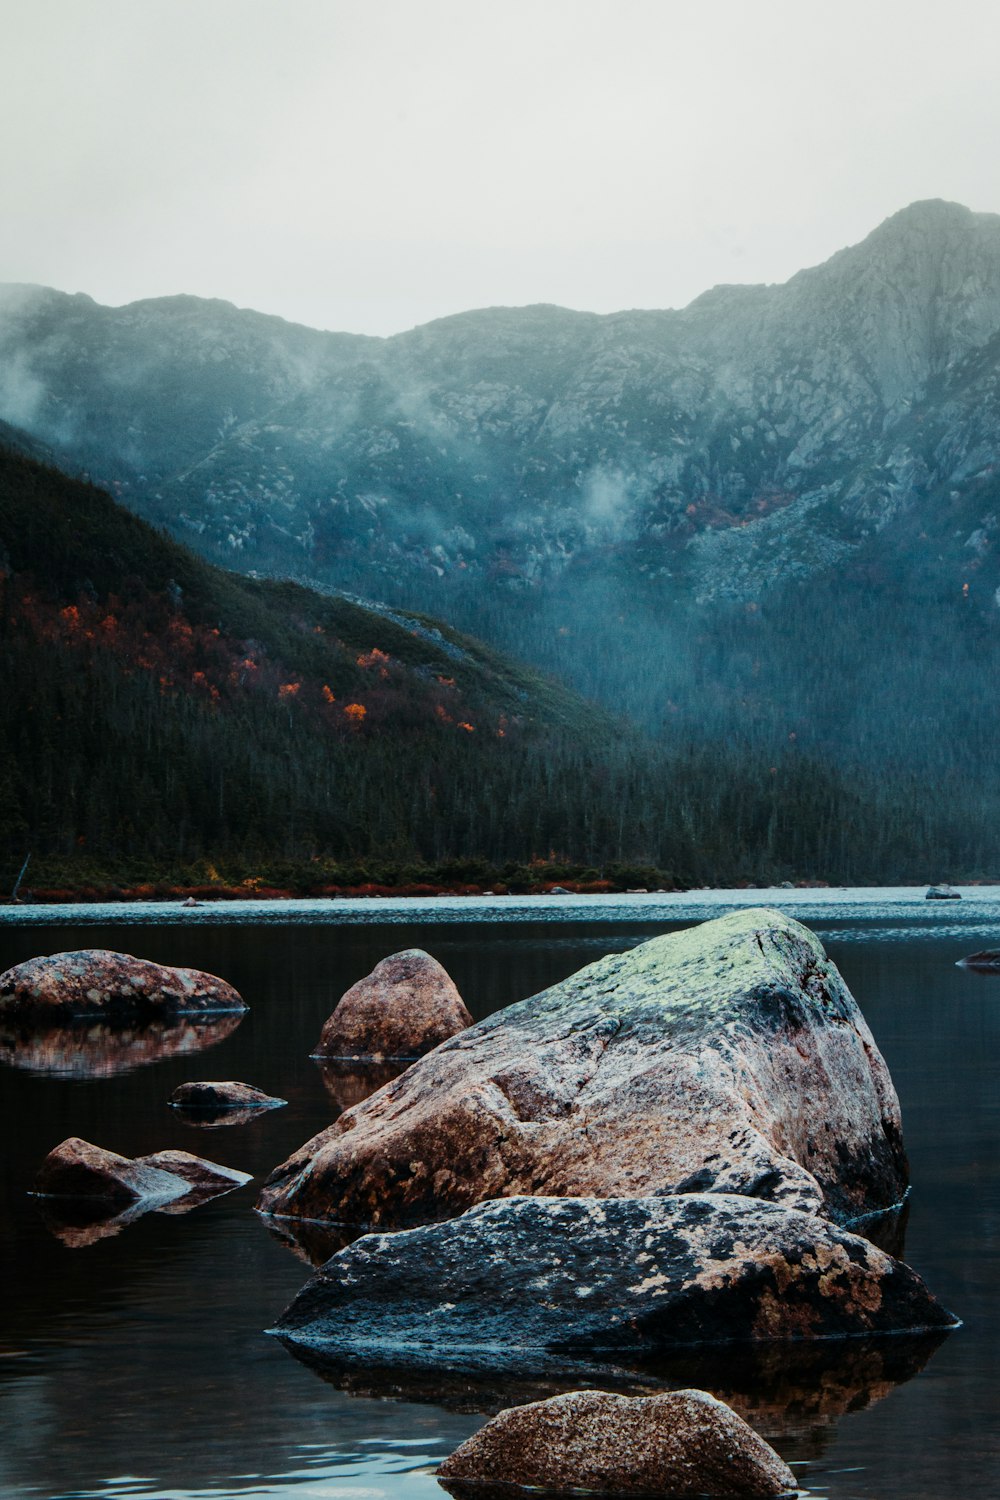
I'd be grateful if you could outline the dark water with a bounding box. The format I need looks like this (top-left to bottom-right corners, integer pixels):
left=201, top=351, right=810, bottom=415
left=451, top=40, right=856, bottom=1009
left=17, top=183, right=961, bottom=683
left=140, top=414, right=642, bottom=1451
left=1, top=911, right=998, bottom=1500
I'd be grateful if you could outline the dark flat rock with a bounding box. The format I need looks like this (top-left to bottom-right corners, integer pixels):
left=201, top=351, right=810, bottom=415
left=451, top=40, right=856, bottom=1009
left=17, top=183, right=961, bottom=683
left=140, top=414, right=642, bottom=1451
left=272, top=1193, right=956, bottom=1367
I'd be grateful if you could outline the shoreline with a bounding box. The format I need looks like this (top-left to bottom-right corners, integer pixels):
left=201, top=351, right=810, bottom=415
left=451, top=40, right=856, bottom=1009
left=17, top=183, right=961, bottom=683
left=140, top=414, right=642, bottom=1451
left=2, top=885, right=999, bottom=926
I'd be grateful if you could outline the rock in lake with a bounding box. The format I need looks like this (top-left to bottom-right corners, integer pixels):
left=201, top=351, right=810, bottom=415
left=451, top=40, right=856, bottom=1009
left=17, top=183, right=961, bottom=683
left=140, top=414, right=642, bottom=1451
left=0, top=950, right=246, bottom=1021
left=135, top=1149, right=252, bottom=1199
left=312, top=949, right=472, bottom=1060
left=169, top=1080, right=286, bottom=1114
left=259, top=908, right=906, bottom=1229
left=437, top=1388, right=797, bottom=1498
left=273, top=1193, right=956, bottom=1366
left=32, top=1139, right=252, bottom=1242
left=956, top=950, right=1000, bottom=971
left=33, top=1137, right=192, bottom=1208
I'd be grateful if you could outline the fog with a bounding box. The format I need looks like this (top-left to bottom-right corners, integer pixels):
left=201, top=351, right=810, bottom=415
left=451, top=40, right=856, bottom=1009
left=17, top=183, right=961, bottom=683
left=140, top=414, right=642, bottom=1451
left=2, top=0, right=999, bottom=334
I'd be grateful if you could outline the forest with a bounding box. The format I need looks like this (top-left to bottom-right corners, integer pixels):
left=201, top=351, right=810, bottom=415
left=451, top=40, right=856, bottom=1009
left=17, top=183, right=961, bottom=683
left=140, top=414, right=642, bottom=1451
left=0, top=442, right=995, bottom=896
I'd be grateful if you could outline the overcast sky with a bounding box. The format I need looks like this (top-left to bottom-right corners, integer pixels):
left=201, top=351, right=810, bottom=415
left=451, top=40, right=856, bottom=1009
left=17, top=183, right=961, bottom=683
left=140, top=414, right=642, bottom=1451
left=3, top=0, right=999, bottom=336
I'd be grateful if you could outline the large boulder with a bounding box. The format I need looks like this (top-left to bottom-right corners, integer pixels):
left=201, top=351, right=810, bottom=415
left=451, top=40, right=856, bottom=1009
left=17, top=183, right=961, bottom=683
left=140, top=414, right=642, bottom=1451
left=437, top=1389, right=797, bottom=1498
left=0, top=950, right=246, bottom=1020
left=259, top=909, right=906, bottom=1229
left=312, top=949, right=472, bottom=1060
left=273, top=1193, right=955, bottom=1365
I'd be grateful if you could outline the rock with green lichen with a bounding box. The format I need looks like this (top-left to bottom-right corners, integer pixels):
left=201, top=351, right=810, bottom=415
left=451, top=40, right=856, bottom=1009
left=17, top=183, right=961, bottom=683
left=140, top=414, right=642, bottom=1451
left=258, top=907, right=907, bottom=1229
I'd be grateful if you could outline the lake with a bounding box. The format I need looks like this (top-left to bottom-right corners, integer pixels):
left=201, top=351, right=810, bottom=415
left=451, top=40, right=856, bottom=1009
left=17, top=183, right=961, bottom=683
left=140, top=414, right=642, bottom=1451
left=1, top=893, right=999, bottom=1500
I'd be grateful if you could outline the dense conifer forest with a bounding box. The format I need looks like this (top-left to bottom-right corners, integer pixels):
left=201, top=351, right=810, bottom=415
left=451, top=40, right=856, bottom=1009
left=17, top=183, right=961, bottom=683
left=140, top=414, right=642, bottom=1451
left=0, top=443, right=995, bottom=896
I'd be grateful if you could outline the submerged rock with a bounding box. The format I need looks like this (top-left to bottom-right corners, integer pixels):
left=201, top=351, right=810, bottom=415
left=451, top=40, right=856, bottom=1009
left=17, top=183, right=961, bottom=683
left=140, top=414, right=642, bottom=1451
left=437, top=1388, right=797, bottom=1498
left=0, top=950, right=246, bottom=1020
left=312, top=949, right=472, bottom=1060
left=259, top=908, right=907, bottom=1229
left=169, top=1080, right=286, bottom=1115
left=273, top=1193, right=956, bottom=1363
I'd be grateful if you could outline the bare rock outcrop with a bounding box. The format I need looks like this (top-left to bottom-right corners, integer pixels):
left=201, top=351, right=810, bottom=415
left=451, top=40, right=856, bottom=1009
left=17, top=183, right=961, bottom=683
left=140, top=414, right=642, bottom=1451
left=259, top=908, right=906, bottom=1229
left=273, top=1193, right=955, bottom=1366
left=312, top=949, right=472, bottom=1061
left=0, top=950, right=246, bottom=1020
left=437, top=1388, right=797, bottom=1498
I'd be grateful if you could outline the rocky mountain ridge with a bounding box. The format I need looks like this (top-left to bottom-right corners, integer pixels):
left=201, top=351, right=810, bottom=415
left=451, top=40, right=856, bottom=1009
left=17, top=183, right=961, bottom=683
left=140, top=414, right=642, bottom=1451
left=4, top=199, right=1000, bottom=749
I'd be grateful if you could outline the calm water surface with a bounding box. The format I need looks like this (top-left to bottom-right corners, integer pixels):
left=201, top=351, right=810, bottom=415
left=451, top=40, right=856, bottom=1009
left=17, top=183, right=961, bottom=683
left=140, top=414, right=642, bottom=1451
left=2, top=901, right=999, bottom=1500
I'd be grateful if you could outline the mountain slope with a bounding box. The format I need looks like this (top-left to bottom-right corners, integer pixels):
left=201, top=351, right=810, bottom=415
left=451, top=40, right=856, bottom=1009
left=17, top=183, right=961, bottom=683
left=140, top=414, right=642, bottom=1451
left=1, top=445, right=982, bottom=891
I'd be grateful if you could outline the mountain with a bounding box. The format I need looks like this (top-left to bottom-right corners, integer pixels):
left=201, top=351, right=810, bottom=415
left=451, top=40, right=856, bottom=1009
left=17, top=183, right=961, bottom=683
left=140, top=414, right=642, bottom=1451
left=4, top=201, right=1000, bottom=616
left=3, top=201, right=1000, bottom=875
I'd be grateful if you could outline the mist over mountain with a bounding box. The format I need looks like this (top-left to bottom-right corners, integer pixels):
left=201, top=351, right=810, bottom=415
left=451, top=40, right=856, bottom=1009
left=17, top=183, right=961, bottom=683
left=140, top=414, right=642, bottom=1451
left=4, top=199, right=1000, bottom=845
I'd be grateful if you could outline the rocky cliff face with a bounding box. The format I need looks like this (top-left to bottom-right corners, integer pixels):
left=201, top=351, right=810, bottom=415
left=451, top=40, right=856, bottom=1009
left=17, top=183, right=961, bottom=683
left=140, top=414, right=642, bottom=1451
left=4, top=201, right=1000, bottom=730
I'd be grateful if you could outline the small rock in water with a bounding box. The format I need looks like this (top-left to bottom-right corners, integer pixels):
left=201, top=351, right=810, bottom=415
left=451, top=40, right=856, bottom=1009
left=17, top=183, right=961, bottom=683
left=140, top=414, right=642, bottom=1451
left=437, top=1388, right=797, bottom=1497
left=957, top=949, right=1000, bottom=970
left=0, top=950, right=246, bottom=1020
left=312, top=949, right=472, bottom=1061
left=32, top=1137, right=189, bottom=1208
left=169, top=1080, right=286, bottom=1114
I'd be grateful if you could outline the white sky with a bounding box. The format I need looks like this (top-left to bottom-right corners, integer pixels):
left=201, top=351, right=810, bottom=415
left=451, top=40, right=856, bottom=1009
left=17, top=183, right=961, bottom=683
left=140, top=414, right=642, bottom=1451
left=2, top=0, right=999, bottom=336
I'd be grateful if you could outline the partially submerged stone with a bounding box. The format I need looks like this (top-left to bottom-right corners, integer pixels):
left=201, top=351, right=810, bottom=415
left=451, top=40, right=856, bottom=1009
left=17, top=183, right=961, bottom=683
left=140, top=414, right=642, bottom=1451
left=0, top=950, right=246, bottom=1021
left=312, top=949, right=472, bottom=1060
left=135, top=1149, right=252, bottom=1196
left=259, top=908, right=907, bottom=1229
left=169, top=1080, right=286, bottom=1114
left=32, top=1137, right=191, bottom=1208
left=956, top=949, right=1000, bottom=970
left=437, top=1388, right=797, bottom=1498
left=32, top=1137, right=253, bottom=1240
left=273, top=1193, right=956, bottom=1364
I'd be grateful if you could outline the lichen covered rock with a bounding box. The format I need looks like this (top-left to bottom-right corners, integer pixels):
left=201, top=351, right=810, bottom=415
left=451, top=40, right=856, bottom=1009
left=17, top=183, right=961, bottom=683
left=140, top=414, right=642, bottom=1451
left=437, top=1388, right=797, bottom=1497
left=0, top=950, right=246, bottom=1020
left=273, top=1193, right=956, bottom=1363
left=260, top=908, right=906, bottom=1229
left=312, top=949, right=472, bottom=1060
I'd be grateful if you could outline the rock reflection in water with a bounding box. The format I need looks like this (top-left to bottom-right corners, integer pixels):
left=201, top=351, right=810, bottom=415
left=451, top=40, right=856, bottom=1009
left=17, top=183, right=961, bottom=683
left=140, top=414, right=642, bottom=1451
left=261, top=1213, right=365, bottom=1267
left=35, top=1180, right=249, bottom=1247
left=277, top=1327, right=949, bottom=1462
left=0, top=1012, right=244, bottom=1079
left=315, top=1057, right=409, bottom=1113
